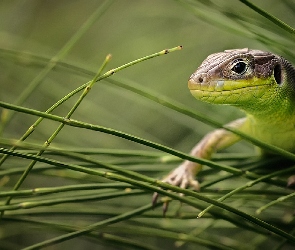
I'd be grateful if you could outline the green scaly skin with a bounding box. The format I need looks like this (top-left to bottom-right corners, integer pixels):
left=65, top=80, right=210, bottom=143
left=153, top=48, right=295, bottom=211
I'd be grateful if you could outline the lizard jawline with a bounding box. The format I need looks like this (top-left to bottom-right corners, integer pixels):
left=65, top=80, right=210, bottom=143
left=189, top=84, right=272, bottom=104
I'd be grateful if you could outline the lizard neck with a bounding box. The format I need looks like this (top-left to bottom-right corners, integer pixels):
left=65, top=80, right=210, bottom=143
left=241, top=55, right=295, bottom=124
left=244, top=102, right=295, bottom=153
left=240, top=94, right=295, bottom=124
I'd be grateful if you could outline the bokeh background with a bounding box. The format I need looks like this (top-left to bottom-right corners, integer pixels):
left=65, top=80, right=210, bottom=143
left=1, top=0, right=295, bottom=249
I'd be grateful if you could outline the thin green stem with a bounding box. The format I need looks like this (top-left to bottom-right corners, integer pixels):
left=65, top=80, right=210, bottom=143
left=0, top=190, right=144, bottom=212
left=0, top=137, right=290, bottom=191
left=1, top=100, right=295, bottom=177
left=0, top=136, right=236, bottom=185
left=1, top=55, right=111, bottom=214
left=239, top=0, right=295, bottom=34
left=256, top=192, right=295, bottom=215
left=274, top=228, right=295, bottom=250
left=0, top=84, right=87, bottom=166
left=198, top=166, right=295, bottom=218
left=1, top=147, right=295, bottom=243
left=0, top=46, right=181, bottom=167
left=22, top=202, right=162, bottom=250
left=0, top=0, right=114, bottom=134
left=0, top=183, right=132, bottom=198
left=19, top=207, right=236, bottom=250
left=0, top=116, right=257, bottom=180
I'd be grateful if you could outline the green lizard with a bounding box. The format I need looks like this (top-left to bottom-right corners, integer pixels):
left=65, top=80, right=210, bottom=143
left=153, top=48, right=295, bottom=210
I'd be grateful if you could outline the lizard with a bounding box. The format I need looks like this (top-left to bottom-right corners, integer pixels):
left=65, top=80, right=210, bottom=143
left=152, top=48, right=295, bottom=211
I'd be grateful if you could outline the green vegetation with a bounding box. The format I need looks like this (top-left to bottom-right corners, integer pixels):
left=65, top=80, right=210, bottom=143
left=0, top=1, right=295, bottom=249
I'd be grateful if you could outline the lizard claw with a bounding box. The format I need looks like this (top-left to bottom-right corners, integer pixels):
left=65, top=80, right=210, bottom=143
left=163, top=200, right=169, bottom=216
left=152, top=164, right=200, bottom=215
left=152, top=192, right=170, bottom=216
left=152, top=192, right=160, bottom=207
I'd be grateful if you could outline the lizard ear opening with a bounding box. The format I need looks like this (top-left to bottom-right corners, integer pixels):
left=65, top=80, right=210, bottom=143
left=274, top=64, right=282, bottom=85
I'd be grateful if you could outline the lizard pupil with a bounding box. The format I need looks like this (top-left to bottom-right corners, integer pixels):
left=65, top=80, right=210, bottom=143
left=232, top=61, right=247, bottom=74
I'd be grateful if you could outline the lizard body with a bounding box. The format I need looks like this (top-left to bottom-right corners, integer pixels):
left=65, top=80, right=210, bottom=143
left=154, top=48, right=295, bottom=203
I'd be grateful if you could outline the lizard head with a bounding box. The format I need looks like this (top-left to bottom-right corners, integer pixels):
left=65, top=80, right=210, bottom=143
left=188, top=48, right=295, bottom=113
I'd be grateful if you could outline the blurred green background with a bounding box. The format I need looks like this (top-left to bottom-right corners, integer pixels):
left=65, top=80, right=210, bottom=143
left=1, top=0, right=295, bottom=249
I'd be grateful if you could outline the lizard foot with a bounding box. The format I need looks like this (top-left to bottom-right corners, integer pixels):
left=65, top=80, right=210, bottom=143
left=152, top=164, right=200, bottom=215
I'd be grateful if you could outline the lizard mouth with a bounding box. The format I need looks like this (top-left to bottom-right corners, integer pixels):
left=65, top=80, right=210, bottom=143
left=188, top=78, right=273, bottom=104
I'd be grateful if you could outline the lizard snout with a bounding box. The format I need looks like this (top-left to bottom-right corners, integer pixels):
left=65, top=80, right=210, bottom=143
left=188, top=72, right=207, bottom=90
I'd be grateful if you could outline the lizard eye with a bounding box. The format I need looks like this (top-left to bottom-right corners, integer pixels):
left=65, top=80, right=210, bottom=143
left=231, top=61, right=247, bottom=74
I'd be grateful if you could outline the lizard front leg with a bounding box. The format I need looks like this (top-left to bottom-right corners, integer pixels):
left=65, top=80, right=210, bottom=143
left=153, top=117, right=247, bottom=210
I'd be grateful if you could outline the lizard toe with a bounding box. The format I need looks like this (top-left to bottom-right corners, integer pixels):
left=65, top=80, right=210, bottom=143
left=152, top=164, right=200, bottom=214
